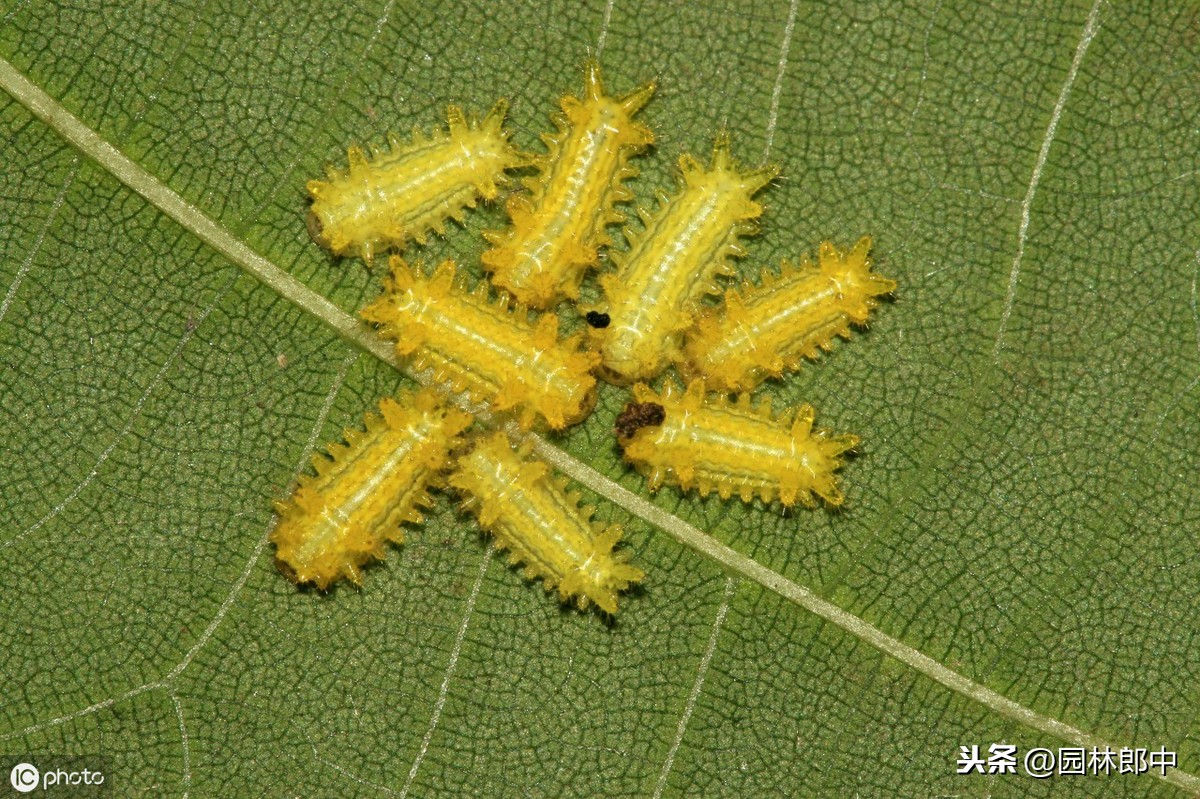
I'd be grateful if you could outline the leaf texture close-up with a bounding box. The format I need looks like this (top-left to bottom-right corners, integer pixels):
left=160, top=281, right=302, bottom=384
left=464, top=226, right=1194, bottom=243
left=2, top=1, right=1198, bottom=797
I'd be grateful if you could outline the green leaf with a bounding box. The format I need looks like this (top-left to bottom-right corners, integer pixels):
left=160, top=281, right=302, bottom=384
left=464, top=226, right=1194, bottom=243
left=2, top=1, right=1198, bottom=796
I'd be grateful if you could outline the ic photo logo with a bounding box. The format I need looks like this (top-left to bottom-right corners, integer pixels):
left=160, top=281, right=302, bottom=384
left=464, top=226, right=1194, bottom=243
left=6, top=760, right=106, bottom=794
left=9, top=763, right=38, bottom=793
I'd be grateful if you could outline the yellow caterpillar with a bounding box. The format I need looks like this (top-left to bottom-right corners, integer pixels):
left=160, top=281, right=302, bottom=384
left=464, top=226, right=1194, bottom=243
left=451, top=432, right=643, bottom=614
left=592, top=132, right=777, bottom=384
left=307, top=101, right=525, bottom=262
left=271, top=390, right=472, bottom=589
left=616, top=380, right=858, bottom=507
left=482, top=61, right=655, bottom=308
left=683, top=237, right=895, bottom=393
left=361, top=257, right=598, bottom=430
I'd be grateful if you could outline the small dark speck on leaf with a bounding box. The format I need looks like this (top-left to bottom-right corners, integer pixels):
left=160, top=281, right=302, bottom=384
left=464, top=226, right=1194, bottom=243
left=615, top=402, right=665, bottom=442
left=585, top=311, right=610, bottom=328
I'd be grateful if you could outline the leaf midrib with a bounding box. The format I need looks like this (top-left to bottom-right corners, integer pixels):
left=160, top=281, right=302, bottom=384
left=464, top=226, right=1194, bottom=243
left=2, top=54, right=1196, bottom=794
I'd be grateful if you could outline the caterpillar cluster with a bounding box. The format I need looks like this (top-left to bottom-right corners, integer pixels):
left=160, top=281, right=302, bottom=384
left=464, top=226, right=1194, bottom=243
left=276, top=61, right=896, bottom=612
left=271, top=389, right=641, bottom=614
left=611, top=235, right=894, bottom=510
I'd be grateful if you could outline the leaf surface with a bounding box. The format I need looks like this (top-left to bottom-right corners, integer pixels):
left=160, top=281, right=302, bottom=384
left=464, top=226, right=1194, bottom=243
left=2, top=1, right=1198, bottom=796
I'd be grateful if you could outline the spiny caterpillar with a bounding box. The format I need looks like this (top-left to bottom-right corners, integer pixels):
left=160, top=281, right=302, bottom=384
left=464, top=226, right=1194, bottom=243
left=450, top=432, right=643, bottom=614
left=307, top=100, right=525, bottom=262
left=482, top=61, right=655, bottom=308
left=270, top=390, right=473, bottom=589
left=592, top=131, right=778, bottom=384
left=683, top=237, right=895, bottom=393
left=616, top=380, right=858, bottom=507
left=360, top=257, right=599, bottom=430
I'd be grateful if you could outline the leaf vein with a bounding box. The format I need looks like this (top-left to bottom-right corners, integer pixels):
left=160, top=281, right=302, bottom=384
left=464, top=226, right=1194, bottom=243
left=399, top=544, right=491, bottom=798
left=652, top=577, right=737, bottom=799
left=992, top=0, right=1103, bottom=360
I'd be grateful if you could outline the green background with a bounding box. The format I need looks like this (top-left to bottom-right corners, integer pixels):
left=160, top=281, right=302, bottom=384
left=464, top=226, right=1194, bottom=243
left=2, top=1, right=1198, bottom=796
